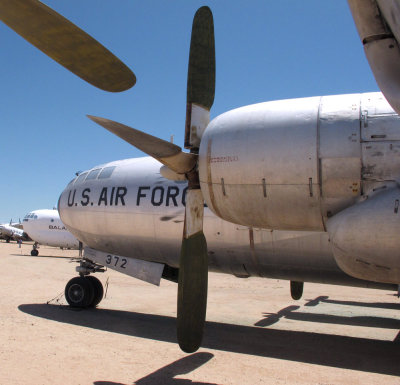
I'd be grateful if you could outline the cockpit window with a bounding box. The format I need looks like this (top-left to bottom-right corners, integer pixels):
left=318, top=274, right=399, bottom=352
left=75, top=172, right=88, bottom=184
left=86, top=168, right=101, bottom=180
left=67, top=178, right=76, bottom=186
left=98, top=166, right=116, bottom=179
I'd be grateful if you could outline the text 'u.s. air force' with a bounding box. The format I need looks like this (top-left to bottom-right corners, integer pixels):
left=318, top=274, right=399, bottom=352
left=67, top=185, right=191, bottom=207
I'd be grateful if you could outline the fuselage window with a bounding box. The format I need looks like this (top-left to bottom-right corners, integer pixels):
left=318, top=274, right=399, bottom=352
left=75, top=172, right=88, bottom=184
left=98, top=166, right=116, bottom=179
left=86, top=168, right=101, bottom=180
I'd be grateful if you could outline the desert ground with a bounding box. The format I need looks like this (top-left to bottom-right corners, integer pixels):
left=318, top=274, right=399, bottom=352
left=1, top=240, right=400, bottom=385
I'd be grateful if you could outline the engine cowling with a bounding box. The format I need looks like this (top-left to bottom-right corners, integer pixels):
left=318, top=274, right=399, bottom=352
left=327, top=187, right=400, bottom=284
left=198, top=92, right=400, bottom=232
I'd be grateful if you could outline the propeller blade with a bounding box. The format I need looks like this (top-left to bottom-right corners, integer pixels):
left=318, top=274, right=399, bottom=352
left=176, top=5, right=215, bottom=354
left=177, top=189, right=208, bottom=353
left=0, top=0, right=135, bottom=92
left=87, top=115, right=197, bottom=174
left=185, top=6, right=215, bottom=149
left=187, top=6, right=215, bottom=110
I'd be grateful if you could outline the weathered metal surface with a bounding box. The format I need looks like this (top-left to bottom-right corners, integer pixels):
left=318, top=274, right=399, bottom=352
left=318, top=93, right=361, bottom=219
left=361, top=113, right=400, bottom=141
left=184, top=6, right=215, bottom=150
left=59, top=155, right=397, bottom=288
left=348, top=0, right=389, bottom=42
left=199, top=96, right=323, bottom=231
left=0, top=0, right=135, bottom=92
left=376, top=0, right=400, bottom=46
left=327, top=187, right=400, bottom=284
left=186, top=104, right=211, bottom=149
left=87, top=116, right=197, bottom=175
left=348, top=0, right=400, bottom=114
left=59, top=91, right=400, bottom=286
left=159, top=165, right=187, bottom=181
left=362, top=142, right=400, bottom=181
left=84, top=247, right=164, bottom=286
left=177, top=231, right=208, bottom=353
left=198, top=92, right=400, bottom=231
left=185, top=189, right=204, bottom=238
left=361, top=93, right=400, bottom=185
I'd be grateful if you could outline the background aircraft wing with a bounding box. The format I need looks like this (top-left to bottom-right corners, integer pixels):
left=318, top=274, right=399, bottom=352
left=348, top=0, right=400, bottom=114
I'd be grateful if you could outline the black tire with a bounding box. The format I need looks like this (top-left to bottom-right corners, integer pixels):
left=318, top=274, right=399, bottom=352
left=65, top=277, right=95, bottom=308
left=31, top=249, right=39, bottom=256
left=290, top=281, right=304, bottom=300
left=86, top=275, right=104, bottom=307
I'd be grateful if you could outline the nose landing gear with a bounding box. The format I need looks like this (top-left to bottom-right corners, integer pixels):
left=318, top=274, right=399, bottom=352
left=290, top=281, right=304, bottom=300
left=31, top=242, right=39, bottom=256
left=65, top=275, right=103, bottom=308
left=64, top=258, right=105, bottom=308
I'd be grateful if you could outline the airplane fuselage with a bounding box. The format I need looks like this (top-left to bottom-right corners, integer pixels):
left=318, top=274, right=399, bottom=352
left=0, top=223, right=27, bottom=241
left=58, top=91, right=400, bottom=289
left=58, top=155, right=395, bottom=291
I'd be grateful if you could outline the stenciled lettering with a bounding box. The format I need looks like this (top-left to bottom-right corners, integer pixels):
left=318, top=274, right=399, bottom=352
left=151, top=186, right=164, bottom=206
left=98, top=187, right=108, bottom=206
left=137, top=186, right=150, bottom=206
left=67, top=189, right=76, bottom=207
left=166, top=186, right=179, bottom=207
left=115, top=187, right=127, bottom=206
left=81, top=188, right=90, bottom=206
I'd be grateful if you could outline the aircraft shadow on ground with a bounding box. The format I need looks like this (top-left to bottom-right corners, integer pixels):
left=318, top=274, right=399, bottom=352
left=94, top=352, right=217, bottom=385
left=18, top=303, right=400, bottom=376
left=254, top=305, right=400, bottom=329
left=304, top=295, right=400, bottom=310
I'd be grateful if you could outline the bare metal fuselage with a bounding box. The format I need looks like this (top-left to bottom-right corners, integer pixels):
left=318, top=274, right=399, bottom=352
left=58, top=158, right=393, bottom=291
left=58, top=91, right=400, bottom=290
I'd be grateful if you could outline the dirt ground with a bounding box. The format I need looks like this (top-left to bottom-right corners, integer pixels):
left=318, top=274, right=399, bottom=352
left=1, top=240, right=400, bottom=385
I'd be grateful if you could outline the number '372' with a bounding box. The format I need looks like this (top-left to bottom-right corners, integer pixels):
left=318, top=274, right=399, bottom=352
left=105, top=254, right=127, bottom=268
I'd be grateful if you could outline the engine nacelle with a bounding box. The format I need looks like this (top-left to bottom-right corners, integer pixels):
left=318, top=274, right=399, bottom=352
left=327, top=187, right=400, bottom=284
left=199, top=92, right=400, bottom=231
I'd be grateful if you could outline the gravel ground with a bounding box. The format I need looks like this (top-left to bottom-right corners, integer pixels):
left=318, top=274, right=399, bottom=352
left=1, top=240, right=400, bottom=385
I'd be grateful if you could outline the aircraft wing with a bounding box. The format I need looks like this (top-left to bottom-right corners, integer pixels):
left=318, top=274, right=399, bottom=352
left=348, top=0, right=400, bottom=114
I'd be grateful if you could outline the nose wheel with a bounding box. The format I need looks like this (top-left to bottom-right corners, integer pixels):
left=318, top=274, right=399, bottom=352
left=31, top=242, right=39, bottom=256
left=65, top=275, right=103, bottom=308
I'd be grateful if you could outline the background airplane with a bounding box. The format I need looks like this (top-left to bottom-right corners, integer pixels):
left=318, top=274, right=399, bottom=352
left=22, top=209, right=79, bottom=256
left=0, top=221, right=29, bottom=242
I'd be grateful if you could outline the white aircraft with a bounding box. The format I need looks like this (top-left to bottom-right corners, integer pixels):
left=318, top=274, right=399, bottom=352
left=22, top=209, right=79, bottom=256
left=3, top=1, right=400, bottom=353
left=0, top=222, right=29, bottom=242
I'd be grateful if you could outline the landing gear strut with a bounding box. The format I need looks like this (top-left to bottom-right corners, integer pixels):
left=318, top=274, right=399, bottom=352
left=64, top=258, right=105, bottom=308
left=290, top=281, right=304, bottom=300
left=31, top=242, right=39, bottom=256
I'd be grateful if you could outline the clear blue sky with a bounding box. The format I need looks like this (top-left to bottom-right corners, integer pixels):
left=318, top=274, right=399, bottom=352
left=0, top=1, right=379, bottom=223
